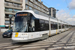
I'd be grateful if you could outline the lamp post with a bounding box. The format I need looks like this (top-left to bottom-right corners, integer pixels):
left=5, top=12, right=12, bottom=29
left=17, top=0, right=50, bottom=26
left=9, top=15, right=13, bottom=30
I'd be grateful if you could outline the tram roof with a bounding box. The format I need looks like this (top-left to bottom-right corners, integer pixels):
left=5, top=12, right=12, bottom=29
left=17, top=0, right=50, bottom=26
left=17, top=10, right=67, bottom=24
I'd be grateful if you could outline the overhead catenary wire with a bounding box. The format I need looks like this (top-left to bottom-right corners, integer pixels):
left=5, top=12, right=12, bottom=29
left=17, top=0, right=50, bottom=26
left=41, top=0, right=50, bottom=7
left=65, top=0, right=71, bottom=14
left=65, top=0, right=69, bottom=8
left=65, top=0, right=73, bottom=25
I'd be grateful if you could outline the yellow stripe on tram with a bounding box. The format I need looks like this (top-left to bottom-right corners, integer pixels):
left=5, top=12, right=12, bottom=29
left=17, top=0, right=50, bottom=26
left=56, top=29, right=58, bottom=34
left=15, top=32, right=19, bottom=37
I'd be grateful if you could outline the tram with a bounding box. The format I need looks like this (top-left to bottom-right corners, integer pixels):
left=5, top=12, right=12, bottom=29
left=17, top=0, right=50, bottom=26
left=12, top=10, right=70, bottom=43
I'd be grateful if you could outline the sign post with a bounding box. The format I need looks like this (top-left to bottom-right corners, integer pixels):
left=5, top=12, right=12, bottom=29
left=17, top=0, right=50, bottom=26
left=0, top=27, right=1, bottom=32
left=9, top=15, right=13, bottom=30
left=9, top=17, right=12, bottom=30
left=0, top=25, right=5, bottom=32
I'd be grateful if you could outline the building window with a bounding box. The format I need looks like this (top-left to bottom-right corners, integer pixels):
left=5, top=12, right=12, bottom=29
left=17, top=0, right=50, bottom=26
left=38, top=7, right=40, bottom=10
left=25, top=0, right=28, bottom=3
left=5, top=14, right=9, bottom=18
left=5, top=14, right=13, bottom=18
left=5, top=21, right=13, bottom=24
left=14, top=9, right=20, bottom=13
left=9, top=15, right=13, bottom=18
left=13, top=3, right=21, bottom=8
left=13, top=3, right=18, bottom=7
left=26, top=5, right=28, bottom=9
left=34, top=5, right=37, bottom=8
left=30, top=0, right=33, bottom=2
left=29, top=2, right=33, bottom=6
left=29, top=7, right=32, bottom=10
left=5, top=8, right=13, bottom=12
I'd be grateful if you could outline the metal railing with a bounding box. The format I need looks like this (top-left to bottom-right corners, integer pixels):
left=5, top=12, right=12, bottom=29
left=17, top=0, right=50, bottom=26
left=5, top=0, right=22, bottom=3
left=11, top=0, right=22, bottom=2
left=5, top=2, right=22, bottom=8
left=5, top=9, right=17, bottom=13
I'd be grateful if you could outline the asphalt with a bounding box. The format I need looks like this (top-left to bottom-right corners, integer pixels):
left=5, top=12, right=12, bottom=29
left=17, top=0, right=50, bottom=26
left=0, top=32, right=11, bottom=43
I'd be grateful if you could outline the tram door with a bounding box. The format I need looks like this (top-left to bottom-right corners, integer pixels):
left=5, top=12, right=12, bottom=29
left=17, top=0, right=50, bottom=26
left=35, top=19, right=40, bottom=31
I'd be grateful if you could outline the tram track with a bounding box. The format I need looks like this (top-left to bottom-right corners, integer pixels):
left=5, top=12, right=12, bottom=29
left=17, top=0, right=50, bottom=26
left=61, top=31, right=75, bottom=50
left=45, top=29, right=74, bottom=50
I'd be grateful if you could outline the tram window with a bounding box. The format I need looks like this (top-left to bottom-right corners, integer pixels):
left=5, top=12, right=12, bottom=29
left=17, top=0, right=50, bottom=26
left=67, top=25, right=68, bottom=28
left=40, top=23, right=45, bottom=31
left=44, top=21, right=49, bottom=30
left=40, top=20, right=49, bottom=31
left=44, top=23, right=49, bottom=30
left=35, top=19, right=49, bottom=31
left=59, top=23, right=61, bottom=29
left=35, top=19, right=40, bottom=31
left=65, top=25, right=67, bottom=28
left=28, top=14, right=35, bottom=32
left=51, top=22, right=58, bottom=30
left=39, top=20, right=45, bottom=31
left=28, top=19, right=35, bottom=32
left=62, top=24, right=64, bottom=28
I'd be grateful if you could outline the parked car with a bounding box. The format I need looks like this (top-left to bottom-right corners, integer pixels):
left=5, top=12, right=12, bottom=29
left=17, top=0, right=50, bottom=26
left=2, top=29, right=13, bottom=38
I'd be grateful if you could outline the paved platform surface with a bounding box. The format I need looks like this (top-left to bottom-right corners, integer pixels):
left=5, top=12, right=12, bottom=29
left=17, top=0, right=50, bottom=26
left=0, top=28, right=75, bottom=50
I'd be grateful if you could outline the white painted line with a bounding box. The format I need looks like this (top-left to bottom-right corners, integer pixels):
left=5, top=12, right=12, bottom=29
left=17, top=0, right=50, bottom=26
left=13, top=45, right=49, bottom=50
left=64, top=46, right=75, bottom=49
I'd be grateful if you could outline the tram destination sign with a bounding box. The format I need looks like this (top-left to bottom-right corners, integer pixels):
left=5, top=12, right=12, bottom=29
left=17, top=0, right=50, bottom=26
left=17, top=14, right=28, bottom=16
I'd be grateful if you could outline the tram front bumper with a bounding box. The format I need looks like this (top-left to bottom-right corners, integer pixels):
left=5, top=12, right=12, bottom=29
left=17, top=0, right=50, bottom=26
left=12, top=37, right=41, bottom=43
left=12, top=38, right=31, bottom=42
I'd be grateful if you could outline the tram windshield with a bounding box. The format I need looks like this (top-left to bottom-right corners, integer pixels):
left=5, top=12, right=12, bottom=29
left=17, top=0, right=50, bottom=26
left=13, top=12, right=35, bottom=32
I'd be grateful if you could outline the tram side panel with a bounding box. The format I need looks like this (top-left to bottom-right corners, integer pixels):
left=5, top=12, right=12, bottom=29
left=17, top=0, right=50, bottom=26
left=49, top=21, right=59, bottom=36
left=34, top=19, right=49, bottom=38
left=12, top=32, right=44, bottom=42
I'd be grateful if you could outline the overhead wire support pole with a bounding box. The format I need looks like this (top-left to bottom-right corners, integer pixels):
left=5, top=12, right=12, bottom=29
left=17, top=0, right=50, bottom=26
left=64, top=22, right=66, bottom=31
left=57, top=19, right=59, bottom=33
left=49, top=16, right=51, bottom=36
left=64, top=23, right=65, bottom=31
left=61, top=20, right=62, bottom=31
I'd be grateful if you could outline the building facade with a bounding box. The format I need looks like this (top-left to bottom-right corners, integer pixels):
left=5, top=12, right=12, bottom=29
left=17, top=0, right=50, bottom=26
left=0, top=0, right=49, bottom=31
left=49, top=7, right=56, bottom=18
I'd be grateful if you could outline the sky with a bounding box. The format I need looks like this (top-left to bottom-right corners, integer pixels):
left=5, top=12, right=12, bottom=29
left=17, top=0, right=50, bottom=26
left=41, top=0, right=75, bottom=25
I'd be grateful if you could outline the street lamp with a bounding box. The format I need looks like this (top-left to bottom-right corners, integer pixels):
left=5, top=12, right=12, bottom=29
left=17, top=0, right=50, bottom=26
left=9, top=15, right=13, bottom=30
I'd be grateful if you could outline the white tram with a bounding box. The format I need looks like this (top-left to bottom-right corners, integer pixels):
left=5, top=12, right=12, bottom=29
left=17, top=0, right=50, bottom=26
left=12, top=10, right=70, bottom=43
